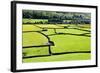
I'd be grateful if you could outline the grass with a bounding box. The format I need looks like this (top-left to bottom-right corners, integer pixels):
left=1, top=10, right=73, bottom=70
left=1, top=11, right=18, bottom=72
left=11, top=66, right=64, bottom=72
left=23, top=32, right=48, bottom=46
left=22, top=24, right=91, bottom=63
left=23, top=47, right=49, bottom=57
left=35, top=24, right=63, bottom=28
left=23, top=53, right=91, bottom=63
left=22, top=24, right=42, bottom=31
left=23, top=19, right=48, bottom=24
left=50, top=35, right=90, bottom=53
left=56, top=29, right=89, bottom=34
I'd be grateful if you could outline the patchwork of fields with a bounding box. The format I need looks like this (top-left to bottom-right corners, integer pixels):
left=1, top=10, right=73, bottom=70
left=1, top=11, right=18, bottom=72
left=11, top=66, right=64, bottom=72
left=22, top=24, right=91, bottom=63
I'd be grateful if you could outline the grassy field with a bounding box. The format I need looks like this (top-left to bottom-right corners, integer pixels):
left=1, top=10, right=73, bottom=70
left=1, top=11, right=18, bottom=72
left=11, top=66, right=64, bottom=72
left=22, top=24, right=91, bottom=63
left=23, top=53, right=90, bottom=62
left=23, top=32, right=48, bottom=46
left=23, top=19, right=48, bottom=24
left=23, top=25, right=42, bottom=31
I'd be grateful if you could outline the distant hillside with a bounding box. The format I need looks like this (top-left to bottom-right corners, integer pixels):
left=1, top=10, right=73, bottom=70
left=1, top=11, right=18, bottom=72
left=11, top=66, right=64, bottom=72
left=23, top=10, right=91, bottom=20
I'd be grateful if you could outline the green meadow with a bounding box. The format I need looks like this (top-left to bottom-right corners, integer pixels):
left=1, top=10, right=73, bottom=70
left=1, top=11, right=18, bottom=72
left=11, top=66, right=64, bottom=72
left=22, top=23, right=91, bottom=63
